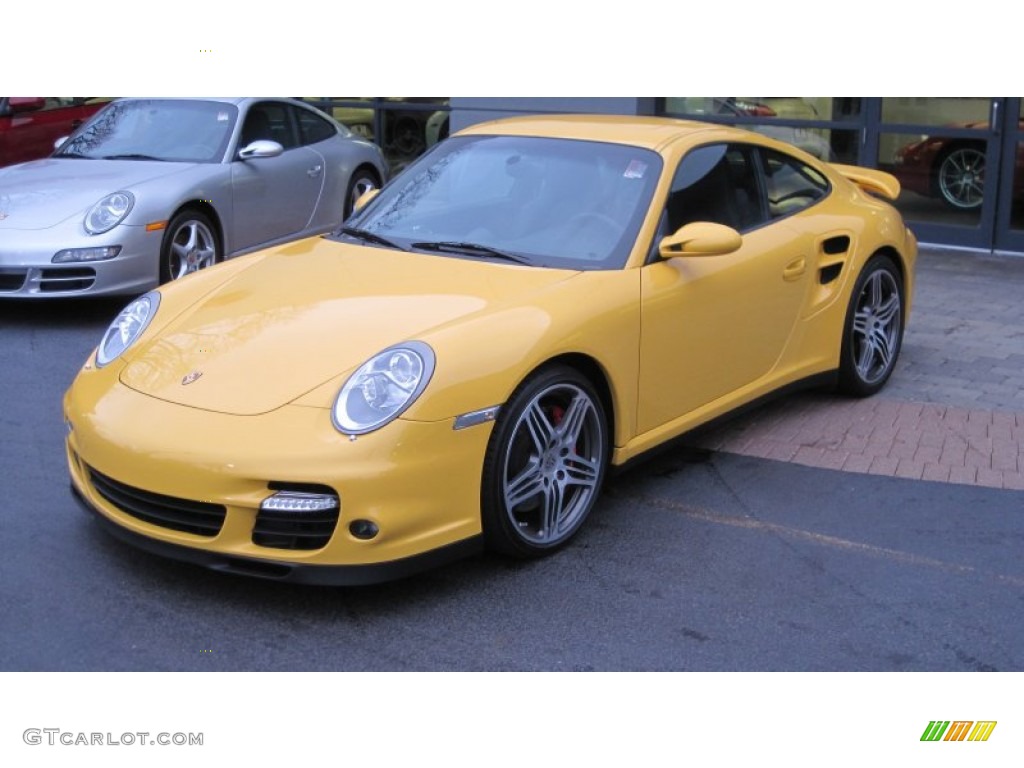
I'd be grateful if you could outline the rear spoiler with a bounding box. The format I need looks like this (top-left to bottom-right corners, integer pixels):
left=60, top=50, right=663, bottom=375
left=830, top=163, right=901, bottom=201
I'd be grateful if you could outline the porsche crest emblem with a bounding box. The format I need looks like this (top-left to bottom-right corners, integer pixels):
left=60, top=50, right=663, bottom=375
left=181, top=371, right=204, bottom=385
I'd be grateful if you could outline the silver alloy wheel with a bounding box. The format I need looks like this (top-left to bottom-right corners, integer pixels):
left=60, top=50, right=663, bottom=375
left=168, top=219, right=218, bottom=280
left=501, top=382, right=604, bottom=546
left=851, top=269, right=902, bottom=385
left=346, top=174, right=378, bottom=219
left=938, top=146, right=985, bottom=210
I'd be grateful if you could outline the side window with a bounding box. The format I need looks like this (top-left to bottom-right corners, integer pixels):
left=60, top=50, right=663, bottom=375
left=666, top=144, right=766, bottom=233
left=761, top=149, right=830, bottom=218
left=239, top=102, right=298, bottom=150
left=296, top=108, right=337, bottom=146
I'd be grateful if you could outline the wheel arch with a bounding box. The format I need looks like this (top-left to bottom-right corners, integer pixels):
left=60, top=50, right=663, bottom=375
left=519, top=352, right=617, bottom=450
left=169, top=199, right=225, bottom=252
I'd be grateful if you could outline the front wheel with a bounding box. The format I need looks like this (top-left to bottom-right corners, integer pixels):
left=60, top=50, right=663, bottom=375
left=837, top=255, right=905, bottom=397
left=160, top=210, right=221, bottom=284
left=481, top=366, right=609, bottom=558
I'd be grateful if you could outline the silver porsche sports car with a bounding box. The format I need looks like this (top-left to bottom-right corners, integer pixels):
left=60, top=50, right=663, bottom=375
left=0, top=97, right=388, bottom=298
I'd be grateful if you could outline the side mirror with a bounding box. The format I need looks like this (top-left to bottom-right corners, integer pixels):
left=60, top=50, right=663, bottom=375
left=353, top=188, right=379, bottom=213
left=9, top=97, right=46, bottom=114
left=54, top=136, right=69, bottom=151
left=237, top=140, right=284, bottom=160
left=658, top=222, right=742, bottom=259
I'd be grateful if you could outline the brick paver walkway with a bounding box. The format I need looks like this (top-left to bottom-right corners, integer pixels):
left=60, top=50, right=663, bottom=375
left=686, top=247, right=1024, bottom=490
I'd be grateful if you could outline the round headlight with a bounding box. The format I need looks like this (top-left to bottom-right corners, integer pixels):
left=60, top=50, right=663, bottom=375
left=96, top=291, right=160, bottom=367
left=332, top=341, right=435, bottom=435
left=85, top=191, right=135, bottom=235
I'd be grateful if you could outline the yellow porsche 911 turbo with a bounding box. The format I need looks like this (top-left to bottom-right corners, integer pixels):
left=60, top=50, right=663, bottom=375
left=65, top=115, right=917, bottom=584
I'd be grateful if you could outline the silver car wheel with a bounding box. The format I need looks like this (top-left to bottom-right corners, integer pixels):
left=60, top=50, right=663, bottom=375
left=938, top=146, right=985, bottom=210
left=345, top=171, right=379, bottom=220
left=168, top=218, right=218, bottom=280
left=501, top=382, right=604, bottom=547
left=851, top=269, right=902, bottom=385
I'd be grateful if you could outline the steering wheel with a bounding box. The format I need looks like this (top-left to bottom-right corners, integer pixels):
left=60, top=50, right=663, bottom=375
left=562, top=212, right=622, bottom=238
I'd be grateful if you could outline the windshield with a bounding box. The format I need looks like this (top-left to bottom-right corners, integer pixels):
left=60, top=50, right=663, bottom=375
left=338, top=135, right=662, bottom=269
left=55, top=99, right=238, bottom=163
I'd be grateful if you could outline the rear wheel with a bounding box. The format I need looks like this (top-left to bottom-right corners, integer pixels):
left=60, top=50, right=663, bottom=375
left=837, top=255, right=905, bottom=396
left=160, top=210, right=221, bottom=284
left=344, top=168, right=380, bottom=219
left=481, top=366, right=608, bottom=558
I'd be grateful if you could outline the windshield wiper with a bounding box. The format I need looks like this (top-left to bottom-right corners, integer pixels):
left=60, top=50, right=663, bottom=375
left=411, top=241, right=532, bottom=265
left=339, top=226, right=407, bottom=251
left=55, top=151, right=92, bottom=159
left=100, top=153, right=165, bottom=161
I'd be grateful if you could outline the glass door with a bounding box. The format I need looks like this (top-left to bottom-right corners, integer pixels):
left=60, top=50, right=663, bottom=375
left=871, top=98, right=1002, bottom=249
left=994, top=98, right=1024, bottom=252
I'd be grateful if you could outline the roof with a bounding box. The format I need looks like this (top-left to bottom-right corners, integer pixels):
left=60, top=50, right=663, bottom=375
left=455, top=114, right=748, bottom=151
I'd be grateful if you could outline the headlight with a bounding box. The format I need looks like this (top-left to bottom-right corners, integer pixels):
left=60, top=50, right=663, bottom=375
left=332, top=341, right=435, bottom=435
left=85, top=191, right=134, bottom=235
left=95, top=291, right=160, bottom=368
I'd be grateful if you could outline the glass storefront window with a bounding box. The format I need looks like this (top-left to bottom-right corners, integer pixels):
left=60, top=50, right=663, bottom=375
left=660, top=98, right=860, bottom=162
left=881, top=97, right=990, bottom=126
left=663, top=97, right=861, bottom=122
left=302, top=98, right=450, bottom=174
left=880, top=131, right=984, bottom=227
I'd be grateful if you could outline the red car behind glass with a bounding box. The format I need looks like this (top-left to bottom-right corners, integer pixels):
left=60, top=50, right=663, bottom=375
left=892, top=119, right=1024, bottom=211
left=0, top=97, right=108, bottom=168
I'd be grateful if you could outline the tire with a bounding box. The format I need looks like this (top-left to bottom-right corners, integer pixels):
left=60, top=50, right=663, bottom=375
left=481, top=365, right=609, bottom=558
left=344, top=168, right=380, bottom=220
left=160, top=210, right=221, bottom=284
left=837, top=255, right=905, bottom=397
left=936, top=143, right=985, bottom=211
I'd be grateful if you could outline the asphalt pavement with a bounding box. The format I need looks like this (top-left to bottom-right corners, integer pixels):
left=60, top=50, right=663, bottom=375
left=0, top=246, right=1021, bottom=671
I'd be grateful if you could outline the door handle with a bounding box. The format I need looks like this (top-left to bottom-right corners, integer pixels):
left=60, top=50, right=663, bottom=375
left=307, top=164, right=323, bottom=178
left=783, top=257, right=806, bottom=281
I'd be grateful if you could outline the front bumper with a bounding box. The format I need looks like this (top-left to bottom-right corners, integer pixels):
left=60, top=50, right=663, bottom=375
left=65, top=376, right=492, bottom=583
left=0, top=222, right=161, bottom=297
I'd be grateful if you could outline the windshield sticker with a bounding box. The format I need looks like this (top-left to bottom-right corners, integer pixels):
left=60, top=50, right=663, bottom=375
left=624, top=160, right=648, bottom=179
left=217, top=112, right=230, bottom=122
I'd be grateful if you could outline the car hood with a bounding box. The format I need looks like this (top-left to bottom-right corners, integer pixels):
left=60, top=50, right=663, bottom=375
left=0, top=158, right=197, bottom=230
left=119, top=238, right=580, bottom=416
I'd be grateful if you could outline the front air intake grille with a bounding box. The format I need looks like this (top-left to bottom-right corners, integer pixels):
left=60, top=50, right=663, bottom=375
left=88, top=467, right=226, bottom=537
left=0, top=269, right=27, bottom=291
left=38, top=267, right=96, bottom=293
left=253, top=508, right=340, bottom=550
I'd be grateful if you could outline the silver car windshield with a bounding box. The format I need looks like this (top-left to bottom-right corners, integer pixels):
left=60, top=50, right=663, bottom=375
left=55, top=99, right=238, bottom=163
left=341, top=135, right=662, bottom=270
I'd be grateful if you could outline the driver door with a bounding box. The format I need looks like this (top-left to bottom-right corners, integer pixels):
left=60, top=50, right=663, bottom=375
left=637, top=143, right=815, bottom=433
left=230, top=101, right=325, bottom=252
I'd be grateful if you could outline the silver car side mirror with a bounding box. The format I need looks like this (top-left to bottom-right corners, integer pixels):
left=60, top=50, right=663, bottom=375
left=238, top=140, right=284, bottom=160
left=54, top=136, right=68, bottom=151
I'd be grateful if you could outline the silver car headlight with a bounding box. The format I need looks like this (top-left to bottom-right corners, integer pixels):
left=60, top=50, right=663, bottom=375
left=85, top=191, right=134, bottom=235
left=95, top=291, right=160, bottom=368
left=332, top=341, right=435, bottom=435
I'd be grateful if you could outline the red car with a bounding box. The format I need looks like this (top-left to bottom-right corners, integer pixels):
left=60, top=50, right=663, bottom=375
left=892, top=119, right=1024, bottom=211
left=0, top=97, right=108, bottom=168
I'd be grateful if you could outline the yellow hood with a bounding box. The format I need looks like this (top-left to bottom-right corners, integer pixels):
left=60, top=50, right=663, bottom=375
left=119, top=238, right=578, bottom=415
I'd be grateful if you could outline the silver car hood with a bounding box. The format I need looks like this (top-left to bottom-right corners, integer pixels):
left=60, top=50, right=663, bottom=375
left=0, top=158, right=200, bottom=231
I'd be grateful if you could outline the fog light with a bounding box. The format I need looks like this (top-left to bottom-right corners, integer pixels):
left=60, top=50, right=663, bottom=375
left=52, top=246, right=122, bottom=263
left=260, top=491, right=338, bottom=513
left=349, top=519, right=379, bottom=540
